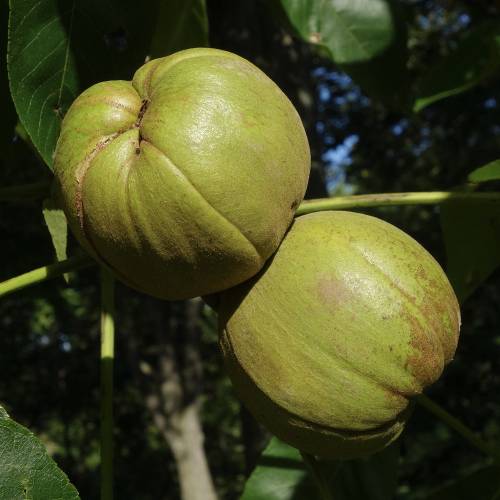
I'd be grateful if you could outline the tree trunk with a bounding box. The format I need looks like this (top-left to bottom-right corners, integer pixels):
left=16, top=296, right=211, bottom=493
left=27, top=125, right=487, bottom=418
left=139, top=297, right=218, bottom=500
left=146, top=395, right=217, bottom=500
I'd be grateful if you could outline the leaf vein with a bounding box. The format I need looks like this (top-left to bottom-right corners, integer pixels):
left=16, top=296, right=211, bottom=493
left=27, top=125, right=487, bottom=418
left=26, top=69, right=63, bottom=116
left=16, top=16, right=59, bottom=60
left=19, top=38, right=65, bottom=86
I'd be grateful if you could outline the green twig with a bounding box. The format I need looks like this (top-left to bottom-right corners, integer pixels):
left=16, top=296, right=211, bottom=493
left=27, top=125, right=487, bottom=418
left=0, top=255, right=94, bottom=298
left=300, top=452, right=338, bottom=500
left=0, top=180, right=52, bottom=201
left=296, top=191, right=500, bottom=215
left=100, top=268, right=115, bottom=500
left=416, top=394, right=500, bottom=462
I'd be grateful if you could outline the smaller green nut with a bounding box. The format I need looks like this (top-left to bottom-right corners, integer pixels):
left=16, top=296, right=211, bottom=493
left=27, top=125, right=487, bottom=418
left=218, top=211, right=460, bottom=459
left=53, top=48, right=310, bottom=300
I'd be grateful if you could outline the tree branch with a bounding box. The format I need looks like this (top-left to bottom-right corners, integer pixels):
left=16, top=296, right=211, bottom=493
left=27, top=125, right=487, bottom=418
left=297, top=191, right=500, bottom=215
left=0, top=254, right=94, bottom=298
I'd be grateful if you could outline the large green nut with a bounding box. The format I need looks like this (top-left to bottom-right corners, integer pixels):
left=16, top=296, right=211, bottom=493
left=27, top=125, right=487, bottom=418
left=218, top=211, right=460, bottom=459
left=53, top=48, right=310, bottom=300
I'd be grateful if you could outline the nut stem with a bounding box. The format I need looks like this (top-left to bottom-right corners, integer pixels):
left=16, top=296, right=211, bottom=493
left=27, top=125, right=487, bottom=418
left=301, top=452, right=339, bottom=500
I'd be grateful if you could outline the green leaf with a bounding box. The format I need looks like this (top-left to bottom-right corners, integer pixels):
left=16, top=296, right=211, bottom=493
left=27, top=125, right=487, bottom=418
left=441, top=199, right=500, bottom=303
left=7, top=0, right=209, bottom=170
left=468, top=160, right=500, bottom=183
left=425, top=465, right=500, bottom=500
left=0, top=405, right=80, bottom=499
left=279, top=0, right=393, bottom=64
left=8, top=0, right=80, bottom=169
left=149, top=0, right=209, bottom=58
left=276, top=0, right=411, bottom=110
left=43, top=198, right=68, bottom=262
left=241, top=438, right=314, bottom=500
left=340, top=2, right=410, bottom=111
left=414, top=21, right=500, bottom=112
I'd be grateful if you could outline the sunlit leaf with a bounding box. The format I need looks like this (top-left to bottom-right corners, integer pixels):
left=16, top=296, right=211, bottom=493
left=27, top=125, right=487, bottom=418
left=0, top=405, right=80, bottom=499
left=468, top=160, right=500, bottom=183
left=241, top=438, right=314, bottom=500
left=279, top=0, right=393, bottom=63
left=276, top=0, right=411, bottom=110
left=43, top=197, right=68, bottom=262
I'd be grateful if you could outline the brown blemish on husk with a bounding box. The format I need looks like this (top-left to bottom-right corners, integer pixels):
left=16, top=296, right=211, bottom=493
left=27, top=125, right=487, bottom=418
left=316, top=275, right=351, bottom=307
left=74, top=144, right=147, bottom=294
left=401, top=305, right=443, bottom=390
left=74, top=133, right=120, bottom=229
left=347, top=241, right=459, bottom=389
left=134, top=99, right=150, bottom=128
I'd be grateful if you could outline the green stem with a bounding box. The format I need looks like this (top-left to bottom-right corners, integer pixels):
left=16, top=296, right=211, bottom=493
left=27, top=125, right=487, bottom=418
left=0, top=255, right=94, bottom=298
left=416, top=394, right=500, bottom=462
left=0, top=180, right=52, bottom=201
left=296, top=191, right=500, bottom=215
left=300, top=452, right=338, bottom=500
left=100, top=268, right=115, bottom=500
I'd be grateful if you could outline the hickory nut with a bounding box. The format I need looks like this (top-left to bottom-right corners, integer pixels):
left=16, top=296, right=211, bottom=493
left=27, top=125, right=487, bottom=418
left=54, top=48, right=310, bottom=299
left=218, top=211, right=460, bottom=459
